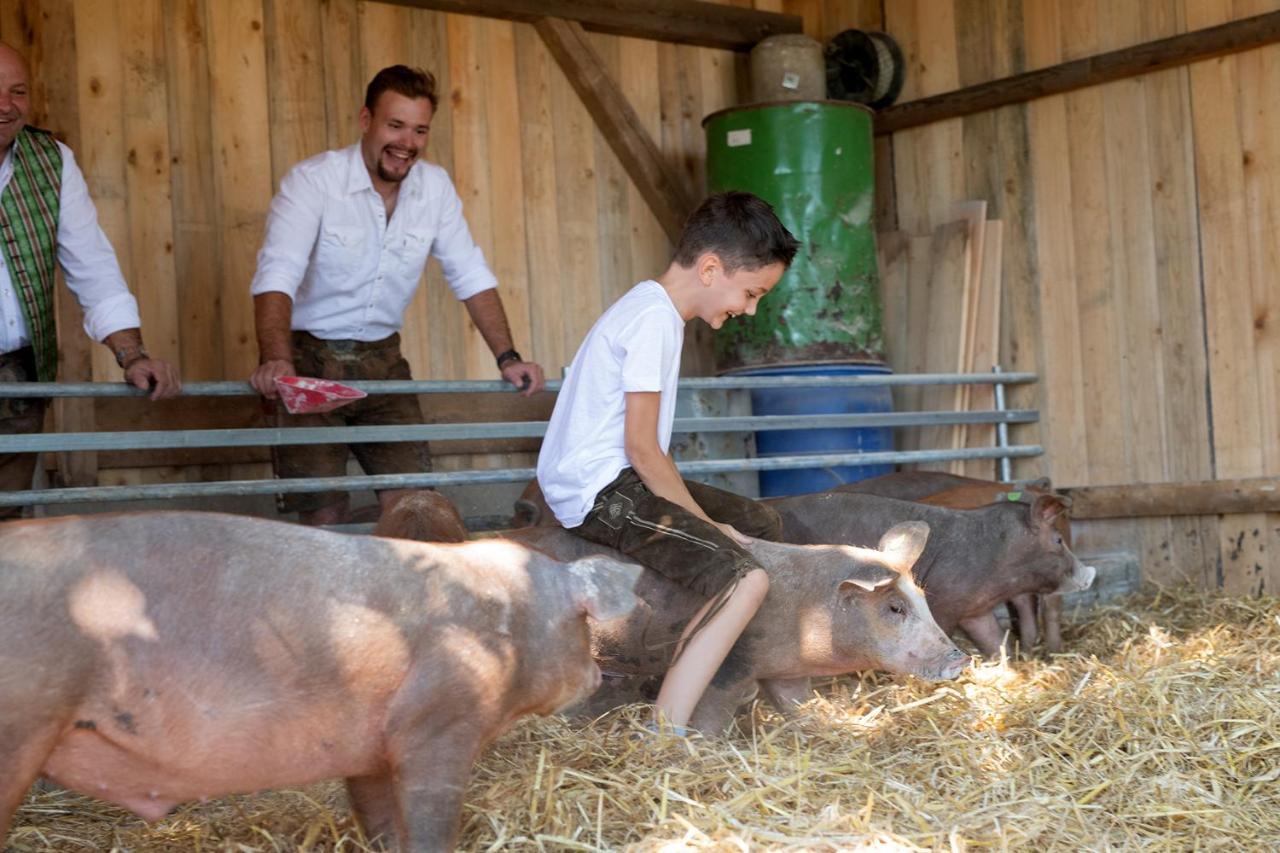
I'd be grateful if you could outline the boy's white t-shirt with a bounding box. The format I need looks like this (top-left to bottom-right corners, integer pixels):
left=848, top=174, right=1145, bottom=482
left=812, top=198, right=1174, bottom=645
left=537, top=280, right=684, bottom=528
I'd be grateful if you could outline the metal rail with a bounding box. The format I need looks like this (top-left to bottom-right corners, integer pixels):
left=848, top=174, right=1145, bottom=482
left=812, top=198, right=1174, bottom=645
left=0, top=371, right=1039, bottom=507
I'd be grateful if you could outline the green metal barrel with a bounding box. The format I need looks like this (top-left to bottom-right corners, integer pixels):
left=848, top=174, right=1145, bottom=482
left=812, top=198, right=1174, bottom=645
left=703, top=101, right=882, bottom=371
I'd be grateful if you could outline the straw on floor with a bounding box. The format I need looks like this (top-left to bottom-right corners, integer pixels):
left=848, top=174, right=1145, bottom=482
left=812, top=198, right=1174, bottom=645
left=8, top=584, right=1279, bottom=851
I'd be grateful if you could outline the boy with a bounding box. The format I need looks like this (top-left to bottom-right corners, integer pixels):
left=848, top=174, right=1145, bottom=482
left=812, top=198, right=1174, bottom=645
left=536, top=191, right=801, bottom=733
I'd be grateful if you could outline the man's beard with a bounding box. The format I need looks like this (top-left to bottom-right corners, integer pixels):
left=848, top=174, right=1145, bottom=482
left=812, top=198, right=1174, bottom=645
left=376, top=147, right=416, bottom=184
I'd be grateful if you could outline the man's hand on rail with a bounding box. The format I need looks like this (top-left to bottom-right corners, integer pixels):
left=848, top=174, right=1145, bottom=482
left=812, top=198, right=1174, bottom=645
left=499, top=359, right=545, bottom=396
left=125, top=357, right=182, bottom=401
left=250, top=359, right=296, bottom=400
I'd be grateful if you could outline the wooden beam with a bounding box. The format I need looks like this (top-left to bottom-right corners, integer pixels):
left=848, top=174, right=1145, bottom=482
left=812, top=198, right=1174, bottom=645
left=375, top=0, right=800, bottom=52
left=876, top=11, right=1280, bottom=135
left=1064, top=478, right=1280, bottom=519
left=535, top=17, right=696, bottom=243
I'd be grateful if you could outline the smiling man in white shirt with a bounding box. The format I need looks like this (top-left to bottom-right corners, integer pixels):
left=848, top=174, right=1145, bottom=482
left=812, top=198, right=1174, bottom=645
left=0, top=42, right=180, bottom=518
left=249, top=64, right=545, bottom=526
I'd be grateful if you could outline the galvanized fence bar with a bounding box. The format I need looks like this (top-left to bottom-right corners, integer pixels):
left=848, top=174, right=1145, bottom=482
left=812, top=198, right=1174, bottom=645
left=1, top=409, right=1040, bottom=453
left=0, top=445, right=1044, bottom=506
left=0, top=372, right=1039, bottom=398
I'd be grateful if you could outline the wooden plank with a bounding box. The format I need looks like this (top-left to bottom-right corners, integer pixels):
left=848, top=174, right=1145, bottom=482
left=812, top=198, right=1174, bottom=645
left=875, top=230, right=910, bottom=411
left=1065, top=478, right=1280, bottom=519
left=535, top=17, right=695, bottom=243
left=264, top=0, right=328, bottom=187
left=914, top=220, right=969, bottom=471
left=1023, top=0, right=1087, bottom=489
left=1185, top=0, right=1268, bottom=595
left=1230, top=0, right=1280, bottom=598
left=446, top=12, right=498, bottom=380
left=961, top=219, right=1002, bottom=479
left=886, top=0, right=963, bottom=235
left=514, top=22, right=567, bottom=372
left=122, top=0, right=180, bottom=370
left=875, top=9, right=1280, bottom=134
left=165, top=0, right=224, bottom=381
left=947, top=199, right=986, bottom=466
left=619, top=34, right=671, bottom=305
left=409, top=9, right=468, bottom=384
left=548, top=20, right=603, bottom=362
left=1138, top=0, right=1216, bottom=588
left=371, top=0, right=802, bottom=52
left=320, top=0, right=362, bottom=151
left=206, top=0, right=274, bottom=381
left=895, top=230, right=933, bottom=452
left=586, top=31, right=632, bottom=312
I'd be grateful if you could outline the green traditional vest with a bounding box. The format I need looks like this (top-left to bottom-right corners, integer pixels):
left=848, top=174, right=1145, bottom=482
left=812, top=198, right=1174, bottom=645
left=0, top=126, right=63, bottom=381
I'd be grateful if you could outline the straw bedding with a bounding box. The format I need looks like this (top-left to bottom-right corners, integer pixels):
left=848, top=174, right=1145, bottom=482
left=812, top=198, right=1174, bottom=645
left=8, top=585, right=1279, bottom=851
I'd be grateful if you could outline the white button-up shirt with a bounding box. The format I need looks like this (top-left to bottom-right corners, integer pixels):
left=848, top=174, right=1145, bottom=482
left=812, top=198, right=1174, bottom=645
left=0, top=140, right=141, bottom=353
left=250, top=143, right=497, bottom=341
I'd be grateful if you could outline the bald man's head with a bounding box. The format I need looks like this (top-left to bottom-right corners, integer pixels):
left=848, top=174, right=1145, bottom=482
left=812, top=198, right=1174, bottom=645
left=0, top=42, right=30, bottom=153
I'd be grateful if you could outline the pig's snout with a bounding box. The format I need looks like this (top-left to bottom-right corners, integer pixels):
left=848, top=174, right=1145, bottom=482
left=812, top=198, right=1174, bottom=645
left=938, top=648, right=971, bottom=680
left=1059, top=558, right=1097, bottom=594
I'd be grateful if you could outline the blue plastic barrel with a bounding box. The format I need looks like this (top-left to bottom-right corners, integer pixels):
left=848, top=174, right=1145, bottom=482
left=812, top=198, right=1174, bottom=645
left=734, top=362, right=894, bottom=497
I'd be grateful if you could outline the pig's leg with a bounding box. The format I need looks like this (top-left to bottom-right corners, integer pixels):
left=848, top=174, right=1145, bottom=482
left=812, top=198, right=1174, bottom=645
left=958, top=613, right=1006, bottom=659
left=688, top=677, right=758, bottom=734
left=0, top=722, right=62, bottom=839
left=346, top=772, right=401, bottom=850
left=1042, top=592, right=1064, bottom=654
left=759, top=677, right=813, bottom=717
left=389, top=723, right=484, bottom=852
left=1009, top=593, right=1039, bottom=652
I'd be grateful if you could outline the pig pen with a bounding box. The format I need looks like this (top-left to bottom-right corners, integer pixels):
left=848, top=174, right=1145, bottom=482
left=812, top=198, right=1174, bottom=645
left=7, top=585, right=1278, bottom=851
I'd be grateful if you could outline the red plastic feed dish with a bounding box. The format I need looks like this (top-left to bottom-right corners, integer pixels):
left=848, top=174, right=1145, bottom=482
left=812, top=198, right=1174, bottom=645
left=274, top=376, right=368, bottom=415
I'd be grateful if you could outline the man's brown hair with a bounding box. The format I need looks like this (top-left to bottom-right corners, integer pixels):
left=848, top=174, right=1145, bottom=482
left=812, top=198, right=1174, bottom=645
left=365, top=65, right=438, bottom=112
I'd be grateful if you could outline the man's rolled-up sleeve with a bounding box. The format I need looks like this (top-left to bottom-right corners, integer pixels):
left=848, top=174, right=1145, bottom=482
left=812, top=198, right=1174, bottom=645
left=430, top=173, right=498, bottom=301
left=54, top=144, right=142, bottom=342
left=250, top=166, right=325, bottom=299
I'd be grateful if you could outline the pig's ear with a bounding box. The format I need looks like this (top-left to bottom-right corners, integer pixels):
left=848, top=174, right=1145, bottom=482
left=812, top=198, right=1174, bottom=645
left=877, top=521, right=929, bottom=570
left=838, top=565, right=898, bottom=593
left=1031, top=494, right=1071, bottom=528
left=566, top=556, right=642, bottom=621
left=1025, top=476, right=1054, bottom=492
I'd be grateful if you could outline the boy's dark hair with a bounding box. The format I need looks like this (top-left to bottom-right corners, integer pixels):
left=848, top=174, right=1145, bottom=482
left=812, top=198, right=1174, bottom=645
left=365, top=65, right=439, bottom=112
left=673, top=191, right=801, bottom=273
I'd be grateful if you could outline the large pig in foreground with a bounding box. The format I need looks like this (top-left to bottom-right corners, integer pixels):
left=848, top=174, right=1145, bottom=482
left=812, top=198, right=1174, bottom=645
left=500, top=523, right=969, bottom=733
left=769, top=491, right=1094, bottom=658
left=0, top=512, right=640, bottom=852
left=835, top=472, right=1075, bottom=653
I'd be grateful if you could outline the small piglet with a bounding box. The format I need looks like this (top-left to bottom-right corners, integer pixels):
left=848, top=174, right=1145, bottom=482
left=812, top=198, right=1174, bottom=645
left=0, top=511, right=639, bottom=852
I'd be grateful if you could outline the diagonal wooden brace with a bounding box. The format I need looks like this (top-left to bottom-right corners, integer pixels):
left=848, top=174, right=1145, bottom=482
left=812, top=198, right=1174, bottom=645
left=535, top=16, right=697, bottom=244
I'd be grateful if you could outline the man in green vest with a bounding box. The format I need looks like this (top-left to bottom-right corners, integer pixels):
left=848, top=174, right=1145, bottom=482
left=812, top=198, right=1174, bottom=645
left=0, top=42, right=180, bottom=518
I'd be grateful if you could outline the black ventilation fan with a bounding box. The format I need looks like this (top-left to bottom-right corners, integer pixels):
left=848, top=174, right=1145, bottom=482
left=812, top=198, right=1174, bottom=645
left=825, top=29, right=905, bottom=110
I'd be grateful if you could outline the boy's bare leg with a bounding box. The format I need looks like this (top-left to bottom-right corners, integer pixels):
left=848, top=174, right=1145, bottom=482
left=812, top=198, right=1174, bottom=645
left=653, top=568, right=770, bottom=729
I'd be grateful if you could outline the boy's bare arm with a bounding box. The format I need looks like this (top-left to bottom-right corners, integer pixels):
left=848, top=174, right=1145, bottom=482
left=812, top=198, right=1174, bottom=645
left=624, top=392, right=746, bottom=541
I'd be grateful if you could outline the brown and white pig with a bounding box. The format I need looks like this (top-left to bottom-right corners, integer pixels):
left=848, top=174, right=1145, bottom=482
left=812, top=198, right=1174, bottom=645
left=768, top=491, right=1094, bottom=658
left=836, top=472, right=1074, bottom=653
left=0, top=511, right=640, bottom=852
left=501, top=522, right=970, bottom=733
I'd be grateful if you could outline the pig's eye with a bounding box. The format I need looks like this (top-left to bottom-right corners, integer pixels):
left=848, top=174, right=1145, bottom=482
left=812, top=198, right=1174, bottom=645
left=888, top=600, right=906, bottom=616
left=1053, top=534, right=1064, bottom=547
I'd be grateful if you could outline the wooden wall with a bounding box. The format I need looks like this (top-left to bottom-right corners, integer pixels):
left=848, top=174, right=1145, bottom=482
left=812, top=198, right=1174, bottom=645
left=878, top=0, right=1280, bottom=596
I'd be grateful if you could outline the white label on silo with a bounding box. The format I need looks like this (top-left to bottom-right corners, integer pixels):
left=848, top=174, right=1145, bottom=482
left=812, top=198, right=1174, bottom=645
left=782, top=72, right=800, bottom=90
left=727, top=129, right=752, bottom=147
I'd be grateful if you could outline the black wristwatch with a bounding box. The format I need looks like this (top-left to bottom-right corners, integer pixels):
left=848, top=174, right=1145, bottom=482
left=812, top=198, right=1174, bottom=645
left=495, top=348, right=522, bottom=370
